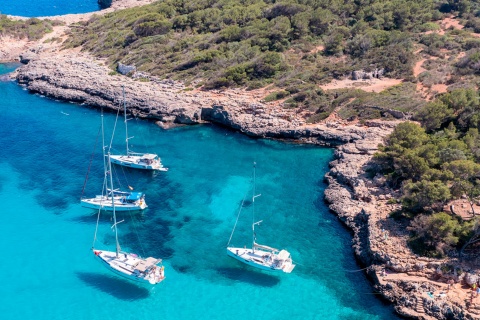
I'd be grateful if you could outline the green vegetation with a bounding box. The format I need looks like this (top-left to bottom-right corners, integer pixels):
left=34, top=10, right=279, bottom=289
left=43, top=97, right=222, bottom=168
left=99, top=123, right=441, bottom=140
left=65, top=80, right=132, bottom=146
left=0, top=15, right=61, bottom=40
left=375, top=87, right=480, bottom=257
left=60, top=0, right=480, bottom=120
left=65, top=0, right=441, bottom=89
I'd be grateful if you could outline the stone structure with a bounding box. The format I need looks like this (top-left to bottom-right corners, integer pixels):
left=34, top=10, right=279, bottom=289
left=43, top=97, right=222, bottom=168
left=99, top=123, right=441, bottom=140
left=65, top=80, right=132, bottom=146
left=352, top=68, right=385, bottom=80
left=117, top=62, right=136, bottom=75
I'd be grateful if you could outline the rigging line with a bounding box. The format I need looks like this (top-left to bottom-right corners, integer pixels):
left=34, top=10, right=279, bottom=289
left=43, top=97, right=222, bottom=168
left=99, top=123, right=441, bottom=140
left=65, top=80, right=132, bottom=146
left=133, top=116, right=147, bottom=153
left=115, top=157, right=132, bottom=190
left=343, top=265, right=373, bottom=272
left=108, top=101, right=122, bottom=154
left=110, top=163, right=124, bottom=192
left=227, top=183, right=251, bottom=247
left=291, top=261, right=373, bottom=273
left=92, top=207, right=102, bottom=249
left=81, top=124, right=102, bottom=199
left=128, top=212, right=147, bottom=258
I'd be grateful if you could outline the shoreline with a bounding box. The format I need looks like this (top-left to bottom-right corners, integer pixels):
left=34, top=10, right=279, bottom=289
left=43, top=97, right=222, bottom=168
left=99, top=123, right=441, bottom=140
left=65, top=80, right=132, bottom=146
left=1, top=2, right=478, bottom=319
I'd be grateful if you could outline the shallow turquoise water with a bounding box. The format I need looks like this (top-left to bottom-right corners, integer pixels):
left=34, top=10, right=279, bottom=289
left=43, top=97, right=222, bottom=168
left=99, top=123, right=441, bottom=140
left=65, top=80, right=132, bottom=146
left=0, top=0, right=100, bottom=17
left=0, top=64, right=398, bottom=319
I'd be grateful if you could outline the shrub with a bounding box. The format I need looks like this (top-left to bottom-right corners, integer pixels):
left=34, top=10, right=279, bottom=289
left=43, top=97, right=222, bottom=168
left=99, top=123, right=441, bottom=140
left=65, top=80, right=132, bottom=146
left=408, top=212, right=461, bottom=257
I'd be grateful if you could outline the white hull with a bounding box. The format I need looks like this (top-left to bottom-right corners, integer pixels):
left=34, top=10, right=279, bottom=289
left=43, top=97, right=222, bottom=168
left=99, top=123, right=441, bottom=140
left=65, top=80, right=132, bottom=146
left=110, top=154, right=167, bottom=171
left=81, top=196, right=147, bottom=212
left=93, top=249, right=165, bottom=285
left=227, top=247, right=295, bottom=273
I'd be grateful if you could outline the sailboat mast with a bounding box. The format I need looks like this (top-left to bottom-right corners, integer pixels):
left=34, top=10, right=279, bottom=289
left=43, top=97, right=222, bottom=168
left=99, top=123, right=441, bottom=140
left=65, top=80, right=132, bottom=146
left=252, top=162, right=256, bottom=252
left=122, top=86, right=129, bottom=155
left=101, top=109, right=107, bottom=192
left=107, top=151, right=120, bottom=258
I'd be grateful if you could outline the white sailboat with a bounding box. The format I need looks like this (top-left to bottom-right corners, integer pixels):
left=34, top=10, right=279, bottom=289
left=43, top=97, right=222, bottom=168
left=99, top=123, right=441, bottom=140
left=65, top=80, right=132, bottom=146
left=110, top=86, right=167, bottom=171
left=226, top=163, right=295, bottom=273
left=81, top=189, right=147, bottom=212
left=92, top=114, right=165, bottom=285
left=81, top=111, right=147, bottom=212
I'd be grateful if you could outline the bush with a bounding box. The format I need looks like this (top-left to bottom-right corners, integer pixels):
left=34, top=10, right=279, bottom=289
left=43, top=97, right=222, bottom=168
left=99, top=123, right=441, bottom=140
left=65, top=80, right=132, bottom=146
left=263, top=90, right=290, bottom=102
left=0, top=15, right=57, bottom=40
left=408, top=212, right=461, bottom=257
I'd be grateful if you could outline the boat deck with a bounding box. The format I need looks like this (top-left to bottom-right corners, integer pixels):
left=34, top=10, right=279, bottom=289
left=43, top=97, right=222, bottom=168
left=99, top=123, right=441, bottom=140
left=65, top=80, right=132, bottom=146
left=227, top=247, right=295, bottom=273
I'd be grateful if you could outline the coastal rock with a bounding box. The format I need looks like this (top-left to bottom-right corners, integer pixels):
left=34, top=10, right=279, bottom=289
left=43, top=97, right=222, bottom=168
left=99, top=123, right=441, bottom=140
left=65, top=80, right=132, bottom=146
left=19, top=51, right=37, bottom=64
left=464, top=273, right=478, bottom=286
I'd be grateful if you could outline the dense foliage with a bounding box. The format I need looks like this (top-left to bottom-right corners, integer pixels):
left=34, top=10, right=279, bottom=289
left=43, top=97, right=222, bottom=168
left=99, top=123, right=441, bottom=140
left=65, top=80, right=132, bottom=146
left=375, top=88, right=480, bottom=257
left=0, top=15, right=60, bottom=40
left=66, top=0, right=443, bottom=90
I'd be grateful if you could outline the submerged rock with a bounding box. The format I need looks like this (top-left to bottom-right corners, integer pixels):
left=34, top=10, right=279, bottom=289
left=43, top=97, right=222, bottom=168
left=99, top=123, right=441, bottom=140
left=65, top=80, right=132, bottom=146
left=0, top=74, right=11, bottom=82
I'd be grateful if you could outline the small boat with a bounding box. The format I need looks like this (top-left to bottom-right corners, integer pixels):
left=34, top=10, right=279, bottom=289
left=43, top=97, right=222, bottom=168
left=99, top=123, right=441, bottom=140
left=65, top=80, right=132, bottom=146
left=226, top=163, right=295, bottom=273
left=110, top=86, right=167, bottom=171
left=81, top=111, right=147, bottom=213
left=92, top=112, right=165, bottom=285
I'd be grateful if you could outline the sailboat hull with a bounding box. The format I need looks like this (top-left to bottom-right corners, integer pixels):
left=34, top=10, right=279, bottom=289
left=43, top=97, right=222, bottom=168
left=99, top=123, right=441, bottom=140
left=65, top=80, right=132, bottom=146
left=93, top=250, right=164, bottom=285
left=81, top=197, right=147, bottom=212
left=110, top=154, right=167, bottom=171
left=227, top=247, right=295, bottom=273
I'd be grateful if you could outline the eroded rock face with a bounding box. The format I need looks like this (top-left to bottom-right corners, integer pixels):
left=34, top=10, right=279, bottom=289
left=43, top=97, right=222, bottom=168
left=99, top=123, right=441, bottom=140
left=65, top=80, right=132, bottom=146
left=15, top=57, right=202, bottom=124
left=15, top=55, right=393, bottom=146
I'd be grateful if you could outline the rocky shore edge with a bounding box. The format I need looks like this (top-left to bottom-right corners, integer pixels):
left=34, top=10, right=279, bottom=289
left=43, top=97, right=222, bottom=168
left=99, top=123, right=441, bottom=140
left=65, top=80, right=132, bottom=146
left=5, top=26, right=478, bottom=320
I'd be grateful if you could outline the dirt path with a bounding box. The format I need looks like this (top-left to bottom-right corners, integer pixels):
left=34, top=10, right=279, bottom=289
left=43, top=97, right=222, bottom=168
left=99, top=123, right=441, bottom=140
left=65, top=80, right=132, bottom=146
left=319, top=77, right=403, bottom=93
left=413, top=59, right=427, bottom=78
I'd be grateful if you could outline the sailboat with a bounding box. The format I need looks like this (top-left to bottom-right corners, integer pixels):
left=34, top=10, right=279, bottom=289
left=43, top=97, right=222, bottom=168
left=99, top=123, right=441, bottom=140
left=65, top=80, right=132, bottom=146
left=81, top=190, right=147, bottom=212
left=81, top=110, right=147, bottom=212
left=109, top=86, right=167, bottom=171
left=92, top=113, right=165, bottom=285
left=226, top=163, right=295, bottom=273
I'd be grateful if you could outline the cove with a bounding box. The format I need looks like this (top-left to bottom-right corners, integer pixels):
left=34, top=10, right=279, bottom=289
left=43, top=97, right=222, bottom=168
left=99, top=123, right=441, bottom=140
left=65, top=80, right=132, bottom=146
left=0, top=63, right=399, bottom=319
left=0, top=0, right=100, bottom=17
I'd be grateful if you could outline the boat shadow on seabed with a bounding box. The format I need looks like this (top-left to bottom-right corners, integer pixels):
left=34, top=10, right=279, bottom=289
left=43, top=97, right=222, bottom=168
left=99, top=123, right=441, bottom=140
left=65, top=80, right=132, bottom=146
left=215, top=267, right=280, bottom=287
left=75, top=271, right=150, bottom=300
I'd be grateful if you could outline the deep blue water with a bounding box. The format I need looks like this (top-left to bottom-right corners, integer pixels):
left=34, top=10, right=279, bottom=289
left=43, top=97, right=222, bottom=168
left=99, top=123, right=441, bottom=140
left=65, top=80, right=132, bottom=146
left=0, top=0, right=100, bottom=17
left=0, top=63, right=399, bottom=319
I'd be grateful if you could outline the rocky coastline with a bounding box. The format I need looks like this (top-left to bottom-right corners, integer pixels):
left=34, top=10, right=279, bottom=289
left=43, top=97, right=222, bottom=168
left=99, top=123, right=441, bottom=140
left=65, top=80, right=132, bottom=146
left=13, top=53, right=469, bottom=320
left=3, top=2, right=479, bottom=318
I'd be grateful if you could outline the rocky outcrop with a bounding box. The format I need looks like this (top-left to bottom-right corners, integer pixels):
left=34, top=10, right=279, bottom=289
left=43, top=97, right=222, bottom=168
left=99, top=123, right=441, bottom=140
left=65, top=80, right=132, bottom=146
left=352, top=68, right=385, bottom=80
left=15, top=56, right=204, bottom=125
left=14, top=55, right=390, bottom=146
left=19, top=51, right=37, bottom=64
left=324, top=123, right=480, bottom=319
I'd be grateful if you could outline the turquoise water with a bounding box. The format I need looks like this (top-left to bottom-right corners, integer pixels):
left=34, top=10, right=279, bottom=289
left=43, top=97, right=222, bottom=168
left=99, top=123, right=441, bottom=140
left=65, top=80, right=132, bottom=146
left=0, top=0, right=100, bottom=17
left=0, top=64, right=398, bottom=319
